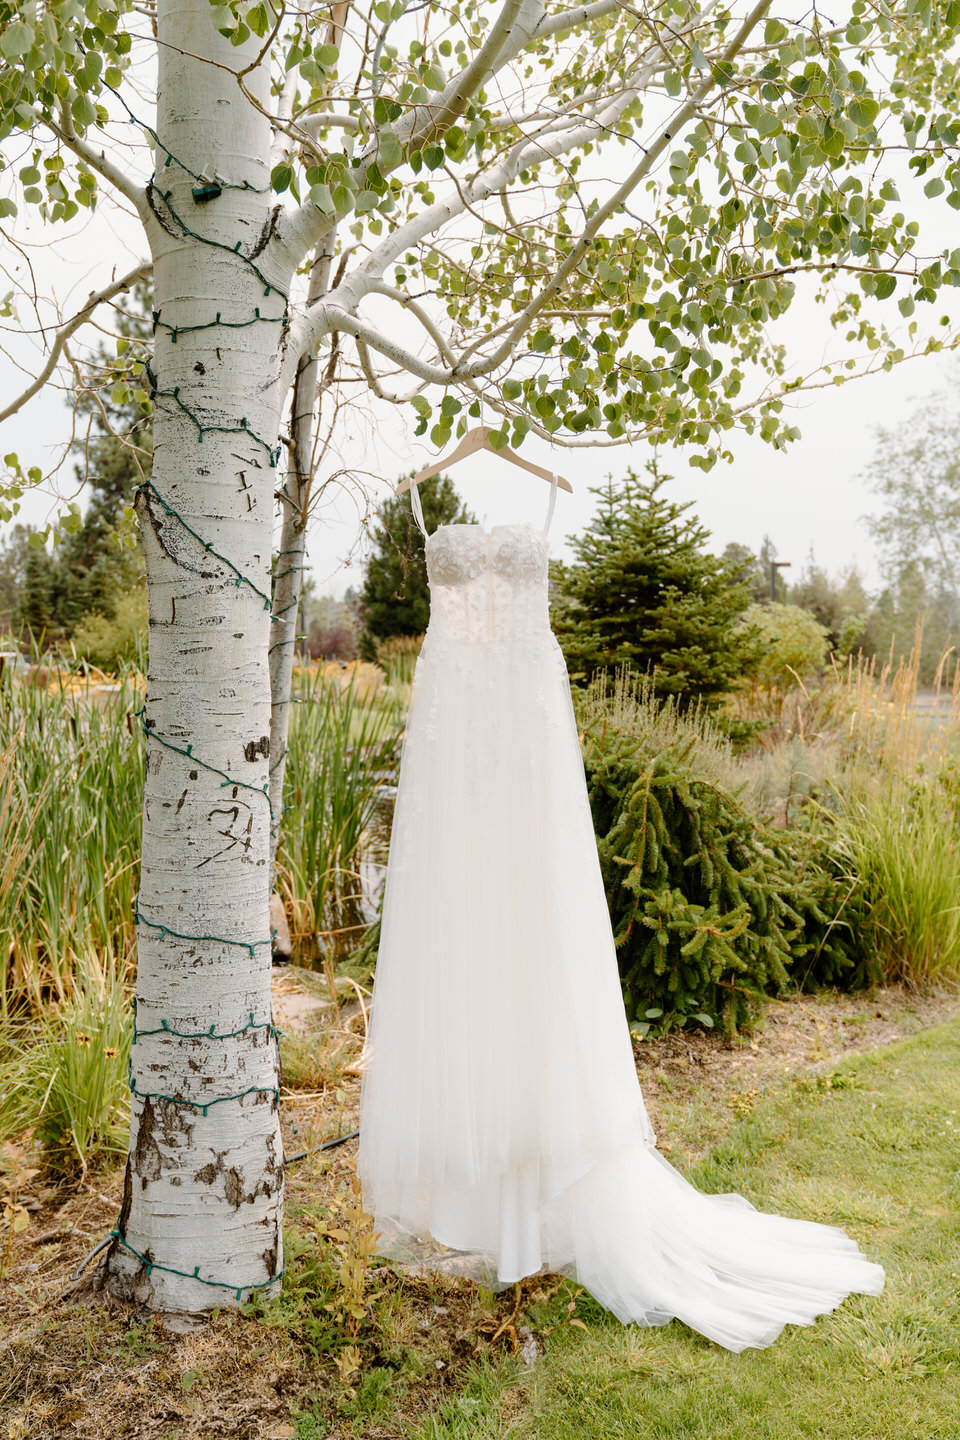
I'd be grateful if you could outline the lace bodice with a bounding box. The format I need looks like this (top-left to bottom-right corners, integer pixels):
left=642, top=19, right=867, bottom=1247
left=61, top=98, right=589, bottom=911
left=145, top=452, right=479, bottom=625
left=424, top=523, right=551, bottom=647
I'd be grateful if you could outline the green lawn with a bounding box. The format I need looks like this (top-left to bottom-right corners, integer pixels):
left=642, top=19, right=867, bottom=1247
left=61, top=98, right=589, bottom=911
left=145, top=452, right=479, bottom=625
left=408, top=1020, right=960, bottom=1440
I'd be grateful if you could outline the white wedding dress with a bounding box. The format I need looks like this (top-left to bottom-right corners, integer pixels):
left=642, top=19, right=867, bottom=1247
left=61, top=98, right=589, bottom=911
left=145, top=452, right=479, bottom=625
left=358, top=481, right=884, bottom=1352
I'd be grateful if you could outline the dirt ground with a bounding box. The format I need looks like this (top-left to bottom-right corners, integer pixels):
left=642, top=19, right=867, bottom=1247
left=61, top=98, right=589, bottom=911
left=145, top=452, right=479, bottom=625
left=2, top=981, right=957, bottom=1440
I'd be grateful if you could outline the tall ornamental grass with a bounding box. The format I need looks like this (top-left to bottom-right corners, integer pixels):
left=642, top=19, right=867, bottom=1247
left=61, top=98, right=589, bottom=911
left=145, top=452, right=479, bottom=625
left=0, top=669, right=143, bottom=1010
left=0, top=663, right=404, bottom=1010
left=0, top=972, right=132, bottom=1172
left=834, top=784, right=960, bottom=987
left=276, top=666, right=403, bottom=951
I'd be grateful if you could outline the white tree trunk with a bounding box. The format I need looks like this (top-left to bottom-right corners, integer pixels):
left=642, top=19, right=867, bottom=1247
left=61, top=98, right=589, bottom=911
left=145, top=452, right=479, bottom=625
left=106, top=0, right=290, bottom=1309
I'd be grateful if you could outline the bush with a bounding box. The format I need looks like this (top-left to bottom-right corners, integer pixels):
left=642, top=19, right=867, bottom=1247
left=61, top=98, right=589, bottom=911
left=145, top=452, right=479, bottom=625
left=580, top=678, right=872, bottom=1033
left=740, top=602, right=830, bottom=693
left=69, top=589, right=147, bottom=673
left=374, top=634, right=423, bottom=687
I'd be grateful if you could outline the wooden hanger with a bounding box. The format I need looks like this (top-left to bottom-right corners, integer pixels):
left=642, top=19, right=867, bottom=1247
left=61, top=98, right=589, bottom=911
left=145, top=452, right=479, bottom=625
left=395, top=425, right=573, bottom=494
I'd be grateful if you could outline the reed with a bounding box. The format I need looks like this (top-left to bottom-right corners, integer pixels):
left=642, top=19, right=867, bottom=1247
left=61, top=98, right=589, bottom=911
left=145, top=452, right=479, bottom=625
left=0, top=667, right=143, bottom=1010
left=276, top=667, right=403, bottom=950
left=373, top=634, right=423, bottom=689
left=0, top=659, right=404, bottom=1011
left=0, top=971, right=132, bottom=1172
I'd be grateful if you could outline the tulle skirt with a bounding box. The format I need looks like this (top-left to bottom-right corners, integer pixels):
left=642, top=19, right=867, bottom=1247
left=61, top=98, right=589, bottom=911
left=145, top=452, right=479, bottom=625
left=358, top=629, right=884, bottom=1351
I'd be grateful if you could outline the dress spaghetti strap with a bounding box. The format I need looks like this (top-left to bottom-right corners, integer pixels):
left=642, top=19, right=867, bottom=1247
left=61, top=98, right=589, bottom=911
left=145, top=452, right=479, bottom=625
left=543, top=474, right=560, bottom=536
left=409, top=481, right=429, bottom=540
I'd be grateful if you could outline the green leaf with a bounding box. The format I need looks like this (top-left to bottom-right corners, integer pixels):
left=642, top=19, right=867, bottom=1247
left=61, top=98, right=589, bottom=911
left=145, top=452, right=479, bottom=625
left=309, top=184, right=333, bottom=212
left=874, top=274, right=897, bottom=300
left=317, top=43, right=340, bottom=67
left=848, top=96, right=879, bottom=129
left=271, top=163, right=294, bottom=194
left=819, top=121, right=844, bottom=158
left=71, top=93, right=98, bottom=130
left=423, top=144, right=445, bottom=170
left=246, top=2, right=269, bottom=37
left=0, top=21, right=34, bottom=58
left=924, top=176, right=945, bottom=198
left=764, top=18, right=788, bottom=42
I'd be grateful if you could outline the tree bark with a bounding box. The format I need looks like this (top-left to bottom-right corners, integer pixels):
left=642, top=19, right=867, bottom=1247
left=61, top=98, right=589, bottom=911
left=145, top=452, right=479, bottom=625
left=268, top=242, right=337, bottom=879
left=105, top=0, right=289, bottom=1309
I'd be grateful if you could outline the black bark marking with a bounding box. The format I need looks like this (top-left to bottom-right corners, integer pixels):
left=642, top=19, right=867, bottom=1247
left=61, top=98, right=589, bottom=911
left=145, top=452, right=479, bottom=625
left=224, top=1167, right=247, bottom=1209
left=243, top=736, right=270, bottom=762
left=118, top=1158, right=134, bottom=1235
left=137, top=484, right=218, bottom=580
left=262, top=1241, right=279, bottom=1276
left=233, top=450, right=262, bottom=470
left=197, top=804, right=253, bottom=868
left=236, top=471, right=255, bottom=513
left=145, top=179, right=180, bottom=238
left=175, top=788, right=188, bottom=813
left=250, top=203, right=282, bottom=259
left=194, top=361, right=206, bottom=375
left=189, top=769, right=198, bottom=779
left=133, top=1096, right=163, bottom=1186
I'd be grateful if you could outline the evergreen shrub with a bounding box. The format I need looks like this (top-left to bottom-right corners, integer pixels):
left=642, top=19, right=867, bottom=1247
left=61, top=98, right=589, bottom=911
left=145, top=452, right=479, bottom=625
left=579, top=676, right=876, bottom=1034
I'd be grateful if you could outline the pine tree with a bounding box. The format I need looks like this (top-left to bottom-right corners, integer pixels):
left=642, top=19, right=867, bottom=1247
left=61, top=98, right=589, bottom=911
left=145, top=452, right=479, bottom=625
left=359, top=475, right=472, bottom=659
left=14, top=283, right=152, bottom=642
left=553, top=465, right=762, bottom=706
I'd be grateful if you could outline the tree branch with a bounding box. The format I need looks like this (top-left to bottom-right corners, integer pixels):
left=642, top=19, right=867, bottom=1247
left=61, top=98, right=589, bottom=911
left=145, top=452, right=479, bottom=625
left=404, top=0, right=532, bottom=150
left=537, top=0, right=620, bottom=38
left=51, top=106, right=154, bottom=230
left=273, top=0, right=599, bottom=271
left=0, top=261, right=153, bottom=424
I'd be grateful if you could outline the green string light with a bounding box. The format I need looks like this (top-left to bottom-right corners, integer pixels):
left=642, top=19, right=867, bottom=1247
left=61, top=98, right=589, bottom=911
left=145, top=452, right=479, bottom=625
left=132, top=998, right=281, bottom=1044
left=95, top=59, right=271, bottom=199
left=143, top=361, right=282, bottom=469
left=136, top=478, right=275, bottom=608
left=152, top=304, right=290, bottom=344
left=128, top=1062, right=280, bottom=1114
left=150, top=186, right=287, bottom=309
left=134, top=895, right=273, bottom=958
left=134, top=703, right=274, bottom=818
left=110, top=1225, right=283, bottom=1302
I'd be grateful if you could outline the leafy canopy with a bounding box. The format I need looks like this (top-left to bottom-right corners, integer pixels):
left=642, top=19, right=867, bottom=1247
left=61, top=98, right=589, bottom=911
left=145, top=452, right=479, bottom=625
left=3, top=0, right=960, bottom=491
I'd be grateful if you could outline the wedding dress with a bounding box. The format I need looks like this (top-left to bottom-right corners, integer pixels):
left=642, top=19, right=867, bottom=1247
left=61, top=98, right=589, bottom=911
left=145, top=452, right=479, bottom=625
left=358, top=480, right=884, bottom=1353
